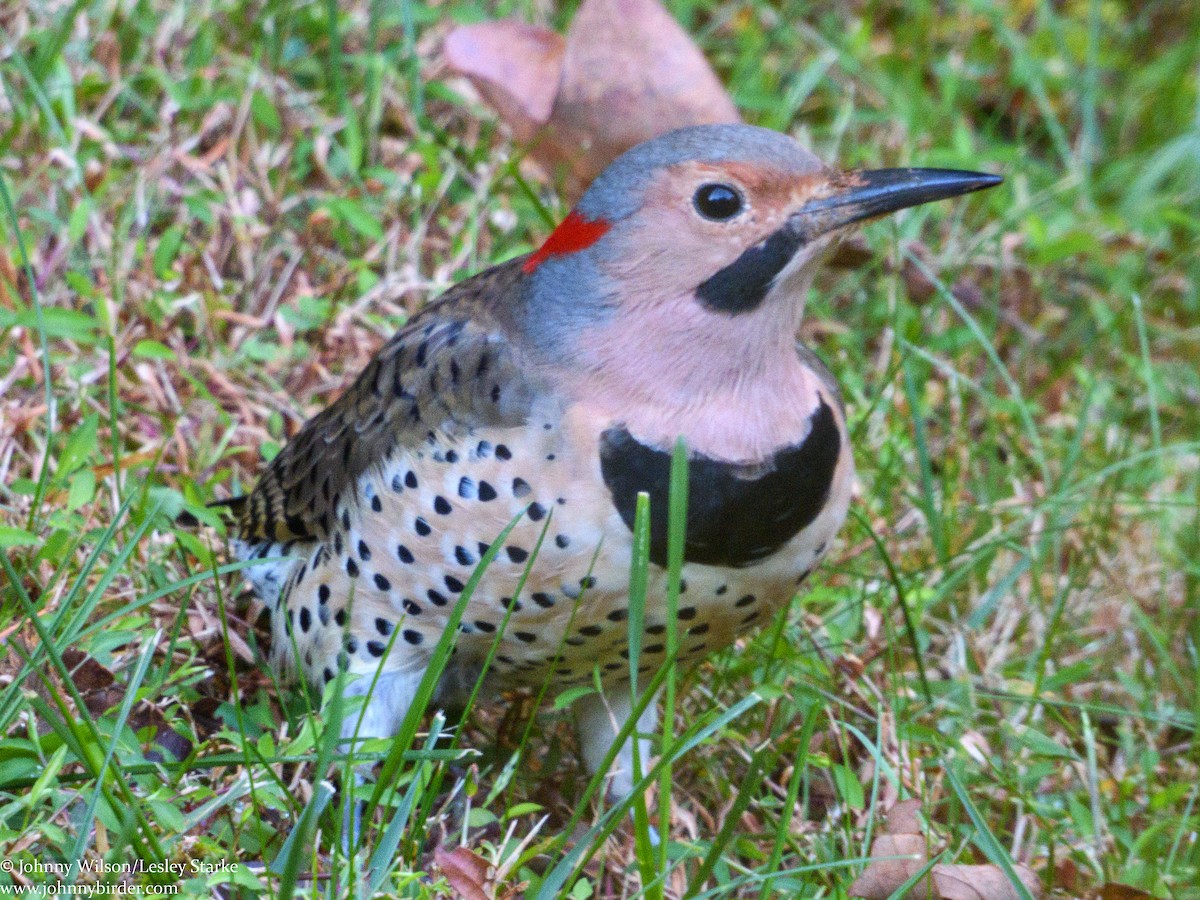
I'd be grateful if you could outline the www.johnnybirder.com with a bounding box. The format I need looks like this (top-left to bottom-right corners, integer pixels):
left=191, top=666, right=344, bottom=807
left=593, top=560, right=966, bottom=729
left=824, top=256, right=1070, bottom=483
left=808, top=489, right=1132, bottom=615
left=0, top=886, right=180, bottom=896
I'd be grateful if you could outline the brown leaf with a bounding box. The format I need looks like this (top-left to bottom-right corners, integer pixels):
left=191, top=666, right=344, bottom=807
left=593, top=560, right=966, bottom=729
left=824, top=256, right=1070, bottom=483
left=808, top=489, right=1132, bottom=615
left=1096, top=885, right=1153, bottom=900
left=445, top=0, right=740, bottom=199
left=443, top=22, right=565, bottom=141
left=63, top=648, right=120, bottom=716
left=849, top=800, right=1043, bottom=900
left=434, top=846, right=494, bottom=900
left=60, top=649, right=194, bottom=762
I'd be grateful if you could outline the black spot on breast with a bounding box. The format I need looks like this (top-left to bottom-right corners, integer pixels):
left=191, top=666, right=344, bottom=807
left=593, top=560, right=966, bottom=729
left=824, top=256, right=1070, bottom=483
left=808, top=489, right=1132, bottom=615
left=374, top=573, right=391, bottom=591
left=376, top=617, right=394, bottom=634
left=318, top=585, right=331, bottom=603
left=512, top=477, right=531, bottom=498
left=427, top=589, right=448, bottom=606
left=433, top=495, right=452, bottom=515
left=358, top=540, right=371, bottom=561
left=444, top=575, right=465, bottom=593
left=403, top=629, right=423, bottom=645
left=299, top=607, right=311, bottom=632
left=506, top=546, right=528, bottom=563
left=370, top=495, right=382, bottom=512
left=455, top=545, right=475, bottom=566
left=397, top=544, right=414, bottom=564
left=527, top=502, right=546, bottom=521
left=368, top=641, right=386, bottom=657
left=405, top=471, right=418, bottom=489
left=414, top=517, right=431, bottom=536
left=599, top=397, right=841, bottom=568
left=495, top=444, right=511, bottom=461
left=478, top=481, right=497, bottom=501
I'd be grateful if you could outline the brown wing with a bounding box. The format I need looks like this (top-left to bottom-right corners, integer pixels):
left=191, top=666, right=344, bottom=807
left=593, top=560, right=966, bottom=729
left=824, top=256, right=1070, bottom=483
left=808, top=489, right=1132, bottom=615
left=236, top=258, right=538, bottom=545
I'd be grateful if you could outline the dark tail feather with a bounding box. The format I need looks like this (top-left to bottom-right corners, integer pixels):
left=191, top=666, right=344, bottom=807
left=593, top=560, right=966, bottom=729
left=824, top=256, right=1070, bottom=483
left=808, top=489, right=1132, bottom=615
left=208, top=496, right=249, bottom=516
left=176, top=496, right=248, bottom=528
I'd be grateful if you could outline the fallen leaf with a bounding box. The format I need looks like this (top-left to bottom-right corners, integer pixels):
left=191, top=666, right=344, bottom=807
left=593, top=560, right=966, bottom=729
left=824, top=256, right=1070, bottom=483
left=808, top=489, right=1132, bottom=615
left=435, top=845, right=494, bottom=900
left=849, top=800, right=1043, bottom=900
left=443, top=22, right=564, bottom=143
left=445, top=0, right=740, bottom=199
left=1096, top=885, right=1153, bottom=900
left=60, top=650, right=194, bottom=761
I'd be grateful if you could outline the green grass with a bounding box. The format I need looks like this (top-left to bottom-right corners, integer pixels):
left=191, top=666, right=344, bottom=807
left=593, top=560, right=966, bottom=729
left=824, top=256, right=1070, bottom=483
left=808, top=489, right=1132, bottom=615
left=2, top=0, right=1199, bottom=896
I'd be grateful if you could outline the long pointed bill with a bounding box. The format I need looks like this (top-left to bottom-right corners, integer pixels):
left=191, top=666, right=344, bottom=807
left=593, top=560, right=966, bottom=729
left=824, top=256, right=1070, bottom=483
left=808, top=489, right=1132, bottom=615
left=695, top=167, right=1002, bottom=315
left=795, top=168, right=1003, bottom=238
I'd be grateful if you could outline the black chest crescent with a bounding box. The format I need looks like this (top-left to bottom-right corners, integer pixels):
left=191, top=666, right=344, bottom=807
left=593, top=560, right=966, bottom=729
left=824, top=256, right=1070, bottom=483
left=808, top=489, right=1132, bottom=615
left=599, top=397, right=841, bottom=568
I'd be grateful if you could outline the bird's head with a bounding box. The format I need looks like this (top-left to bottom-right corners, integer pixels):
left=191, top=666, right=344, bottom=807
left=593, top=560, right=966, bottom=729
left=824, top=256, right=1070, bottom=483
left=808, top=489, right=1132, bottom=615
left=520, top=124, right=1000, bottom=444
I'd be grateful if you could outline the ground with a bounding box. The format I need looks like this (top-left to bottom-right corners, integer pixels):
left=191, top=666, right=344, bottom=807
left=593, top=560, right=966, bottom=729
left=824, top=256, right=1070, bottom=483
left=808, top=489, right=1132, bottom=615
left=1, top=0, right=1198, bottom=897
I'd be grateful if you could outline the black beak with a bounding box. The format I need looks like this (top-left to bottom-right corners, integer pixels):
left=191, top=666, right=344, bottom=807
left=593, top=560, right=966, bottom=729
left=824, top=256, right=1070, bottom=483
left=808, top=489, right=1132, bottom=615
left=694, top=167, right=1002, bottom=316
left=796, top=168, right=1003, bottom=237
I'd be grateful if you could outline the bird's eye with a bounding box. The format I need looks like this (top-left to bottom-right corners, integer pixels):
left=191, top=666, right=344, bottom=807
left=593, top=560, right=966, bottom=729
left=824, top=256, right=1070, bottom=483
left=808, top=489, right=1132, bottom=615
left=693, top=183, right=744, bottom=221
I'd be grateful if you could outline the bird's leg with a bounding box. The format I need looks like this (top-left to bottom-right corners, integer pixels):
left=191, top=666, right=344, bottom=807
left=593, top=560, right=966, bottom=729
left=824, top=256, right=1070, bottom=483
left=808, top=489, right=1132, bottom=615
left=573, top=685, right=659, bottom=800
left=338, top=668, right=425, bottom=852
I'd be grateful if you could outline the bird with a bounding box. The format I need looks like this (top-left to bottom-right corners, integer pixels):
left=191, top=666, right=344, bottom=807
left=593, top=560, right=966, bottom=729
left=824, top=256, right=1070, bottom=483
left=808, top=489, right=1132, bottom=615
left=227, top=123, right=1000, bottom=799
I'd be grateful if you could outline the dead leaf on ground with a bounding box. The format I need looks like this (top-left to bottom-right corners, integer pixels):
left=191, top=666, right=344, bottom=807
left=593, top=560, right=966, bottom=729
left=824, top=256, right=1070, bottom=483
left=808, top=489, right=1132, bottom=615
left=1095, top=885, right=1154, bottom=900
left=445, top=0, right=740, bottom=200
left=434, top=845, right=494, bottom=900
left=60, top=649, right=193, bottom=761
left=849, top=799, right=1043, bottom=900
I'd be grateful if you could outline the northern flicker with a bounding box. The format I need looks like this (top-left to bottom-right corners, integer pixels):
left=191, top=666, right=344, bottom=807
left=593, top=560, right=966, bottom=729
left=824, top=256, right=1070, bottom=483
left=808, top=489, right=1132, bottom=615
left=229, top=124, right=1000, bottom=796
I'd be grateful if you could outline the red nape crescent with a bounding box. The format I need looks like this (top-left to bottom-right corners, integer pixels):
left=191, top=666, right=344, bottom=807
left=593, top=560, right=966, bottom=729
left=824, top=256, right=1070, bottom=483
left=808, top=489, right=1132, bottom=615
left=522, top=211, right=612, bottom=274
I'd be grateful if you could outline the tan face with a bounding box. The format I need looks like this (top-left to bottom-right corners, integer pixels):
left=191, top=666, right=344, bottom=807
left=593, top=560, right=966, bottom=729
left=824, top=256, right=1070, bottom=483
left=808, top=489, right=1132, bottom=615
left=595, top=160, right=843, bottom=316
